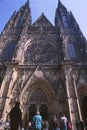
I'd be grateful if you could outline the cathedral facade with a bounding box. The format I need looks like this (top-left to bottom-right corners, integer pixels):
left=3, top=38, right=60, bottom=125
left=0, top=0, right=87, bottom=129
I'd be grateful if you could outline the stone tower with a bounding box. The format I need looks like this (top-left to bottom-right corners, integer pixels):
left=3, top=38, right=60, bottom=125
left=0, top=0, right=87, bottom=129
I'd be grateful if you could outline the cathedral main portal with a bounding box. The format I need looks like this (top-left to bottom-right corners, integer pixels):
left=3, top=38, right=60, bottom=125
left=21, top=79, right=55, bottom=122
left=27, top=87, right=51, bottom=121
left=20, top=77, right=57, bottom=123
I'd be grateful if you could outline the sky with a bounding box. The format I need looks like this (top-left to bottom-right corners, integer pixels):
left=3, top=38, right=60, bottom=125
left=0, top=0, right=87, bottom=39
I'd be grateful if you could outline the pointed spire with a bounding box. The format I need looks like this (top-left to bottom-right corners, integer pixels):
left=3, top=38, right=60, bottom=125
left=58, top=0, right=63, bottom=7
left=58, top=0, right=67, bottom=13
left=26, top=0, right=29, bottom=6
left=24, top=0, right=29, bottom=8
left=58, top=0, right=60, bottom=3
left=18, top=0, right=29, bottom=12
left=58, top=0, right=62, bottom=10
left=58, top=0, right=62, bottom=5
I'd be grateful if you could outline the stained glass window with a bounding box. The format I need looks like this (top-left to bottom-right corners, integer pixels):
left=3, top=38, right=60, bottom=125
left=6, top=42, right=15, bottom=59
left=68, top=43, right=75, bottom=58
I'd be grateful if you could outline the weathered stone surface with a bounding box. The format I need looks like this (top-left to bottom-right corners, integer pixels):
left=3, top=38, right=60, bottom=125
left=0, top=1, right=87, bottom=130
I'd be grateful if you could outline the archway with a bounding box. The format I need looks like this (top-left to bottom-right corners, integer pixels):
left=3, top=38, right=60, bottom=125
left=28, top=88, right=48, bottom=121
left=21, top=78, right=55, bottom=123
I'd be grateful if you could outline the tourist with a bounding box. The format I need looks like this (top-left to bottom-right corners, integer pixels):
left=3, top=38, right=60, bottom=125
left=9, top=102, right=22, bottom=130
left=79, top=120, right=85, bottom=130
left=67, top=121, right=72, bottom=130
left=76, top=120, right=80, bottom=130
left=60, top=114, right=68, bottom=130
left=27, top=121, right=32, bottom=130
left=85, top=118, right=87, bottom=130
left=43, top=118, right=49, bottom=130
left=51, top=114, right=59, bottom=130
left=4, top=121, right=10, bottom=130
left=0, top=116, right=3, bottom=128
left=32, top=111, right=42, bottom=130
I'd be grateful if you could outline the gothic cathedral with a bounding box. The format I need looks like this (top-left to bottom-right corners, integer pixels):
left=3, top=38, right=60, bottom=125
left=0, top=0, right=87, bottom=129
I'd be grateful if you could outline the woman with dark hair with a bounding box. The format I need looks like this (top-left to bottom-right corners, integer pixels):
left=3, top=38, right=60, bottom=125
left=67, top=120, right=72, bottom=130
left=51, top=114, right=59, bottom=130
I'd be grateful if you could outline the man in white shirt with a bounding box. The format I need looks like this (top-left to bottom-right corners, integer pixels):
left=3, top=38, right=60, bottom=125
left=60, top=114, right=68, bottom=130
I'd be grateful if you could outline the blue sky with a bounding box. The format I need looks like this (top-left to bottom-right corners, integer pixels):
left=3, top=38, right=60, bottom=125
left=0, top=0, right=87, bottom=39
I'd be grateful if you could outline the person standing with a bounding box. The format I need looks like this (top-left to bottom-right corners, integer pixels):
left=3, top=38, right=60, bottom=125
left=27, top=121, right=32, bottom=130
left=0, top=116, right=3, bottom=128
left=9, top=102, right=22, bottom=130
left=51, top=114, right=59, bottom=130
left=67, top=120, right=72, bottom=130
left=43, top=118, right=49, bottom=130
left=85, top=118, right=87, bottom=130
left=76, top=120, right=80, bottom=130
left=79, top=120, right=85, bottom=130
left=60, top=114, right=68, bottom=130
left=32, top=111, right=42, bottom=130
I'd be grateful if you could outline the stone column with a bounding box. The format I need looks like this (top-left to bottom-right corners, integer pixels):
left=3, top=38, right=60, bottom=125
left=64, top=66, right=80, bottom=130
left=72, top=72, right=82, bottom=120
left=65, top=68, right=73, bottom=120
left=0, top=67, right=13, bottom=114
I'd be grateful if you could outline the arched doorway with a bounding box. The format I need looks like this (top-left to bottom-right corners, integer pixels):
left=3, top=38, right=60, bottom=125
left=82, top=96, right=87, bottom=120
left=21, top=79, right=55, bottom=122
left=28, top=88, right=49, bottom=121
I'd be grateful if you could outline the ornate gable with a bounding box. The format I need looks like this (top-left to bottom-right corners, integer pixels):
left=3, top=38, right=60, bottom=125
left=32, top=13, right=54, bottom=28
left=27, top=13, right=56, bottom=35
